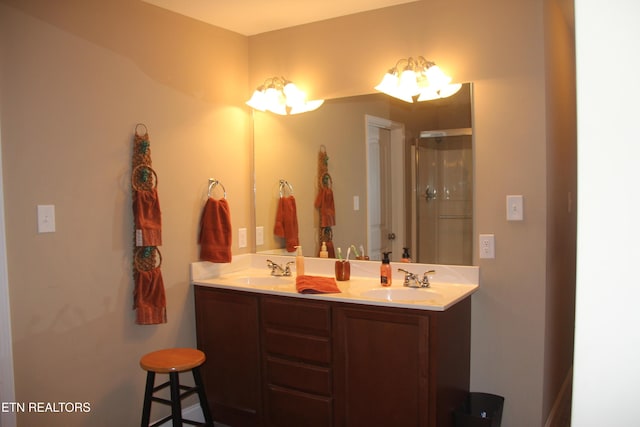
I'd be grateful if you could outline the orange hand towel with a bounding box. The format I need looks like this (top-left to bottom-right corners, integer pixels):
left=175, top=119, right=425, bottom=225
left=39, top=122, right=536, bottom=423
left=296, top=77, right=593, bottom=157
left=296, top=275, right=341, bottom=294
left=134, top=267, right=167, bottom=325
left=133, top=189, right=162, bottom=246
left=199, top=197, right=232, bottom=263
left=314, top=187, right=336, bottom=227
left=274, top=195, right=299, bottom=252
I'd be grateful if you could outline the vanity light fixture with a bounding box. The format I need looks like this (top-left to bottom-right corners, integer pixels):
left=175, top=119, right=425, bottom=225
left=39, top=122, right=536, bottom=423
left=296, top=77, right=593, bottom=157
left=375, top=56, right=462, bottom=103
left=246, top=76, right=324, bottom=115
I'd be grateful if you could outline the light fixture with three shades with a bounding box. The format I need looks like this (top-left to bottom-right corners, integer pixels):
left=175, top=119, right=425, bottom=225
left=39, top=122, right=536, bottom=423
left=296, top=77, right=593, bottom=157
left=375, top=56, right=462, bottom=103
left=246, top=77, right=324, bottom=115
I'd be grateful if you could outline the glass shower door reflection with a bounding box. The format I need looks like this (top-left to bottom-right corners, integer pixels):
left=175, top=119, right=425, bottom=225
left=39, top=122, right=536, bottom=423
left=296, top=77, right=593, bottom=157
left=415, top=133, right=472, bottom=265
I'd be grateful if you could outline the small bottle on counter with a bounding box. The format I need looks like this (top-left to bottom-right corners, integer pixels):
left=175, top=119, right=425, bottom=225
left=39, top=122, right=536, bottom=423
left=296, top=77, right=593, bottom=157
left=319, top=242, right=329, bottom=258
left=295, top=245, right=305, bottom=277
left=380, top=251, right=392, bottom=287
left=401, top=247, right=412, bottom=263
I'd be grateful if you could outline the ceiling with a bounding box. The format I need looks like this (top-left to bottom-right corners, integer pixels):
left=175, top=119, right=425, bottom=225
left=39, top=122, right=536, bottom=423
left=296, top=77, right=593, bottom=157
left=142, top=0, right=419, bottom=36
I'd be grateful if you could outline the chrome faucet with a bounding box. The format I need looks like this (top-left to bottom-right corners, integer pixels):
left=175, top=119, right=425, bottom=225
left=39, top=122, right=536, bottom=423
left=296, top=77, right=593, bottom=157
left=398, top=268, right=436, bottom=288
left=266, top=260, right=293, bottom=277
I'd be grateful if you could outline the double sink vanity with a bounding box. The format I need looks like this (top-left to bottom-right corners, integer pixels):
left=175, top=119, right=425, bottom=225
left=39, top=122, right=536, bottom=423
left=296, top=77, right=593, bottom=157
left=191, top=254, right=478, bottom=427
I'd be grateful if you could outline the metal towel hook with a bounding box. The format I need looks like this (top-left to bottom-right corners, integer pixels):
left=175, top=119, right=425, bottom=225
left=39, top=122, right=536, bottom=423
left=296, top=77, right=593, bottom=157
left=279, top=179, right=294, bottom=198
left=208, top=178, right=227, bottom=199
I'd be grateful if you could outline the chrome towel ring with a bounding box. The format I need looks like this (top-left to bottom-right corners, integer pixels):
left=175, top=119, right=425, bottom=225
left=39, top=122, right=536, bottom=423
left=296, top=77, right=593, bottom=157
left=208, top=178, right=227, bottom=199
left=279, top=179, right=294, bottom=198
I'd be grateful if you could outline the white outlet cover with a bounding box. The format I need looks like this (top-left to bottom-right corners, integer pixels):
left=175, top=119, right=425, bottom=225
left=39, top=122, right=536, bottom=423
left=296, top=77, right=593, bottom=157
left=479, top=234, right=495, bottom=259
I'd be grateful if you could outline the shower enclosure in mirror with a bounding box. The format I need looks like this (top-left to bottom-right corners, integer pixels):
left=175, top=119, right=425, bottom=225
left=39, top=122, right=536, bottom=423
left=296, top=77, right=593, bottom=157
left=412, top=129, right=473, bottom=265
left=253, top=83, right=473, bottom=265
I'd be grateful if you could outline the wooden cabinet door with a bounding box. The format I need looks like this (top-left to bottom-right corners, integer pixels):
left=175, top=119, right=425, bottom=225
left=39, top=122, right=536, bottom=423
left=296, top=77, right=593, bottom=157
left=194, top=286, right=262, bottom=427
left=333, top=305, right=431, bottom=427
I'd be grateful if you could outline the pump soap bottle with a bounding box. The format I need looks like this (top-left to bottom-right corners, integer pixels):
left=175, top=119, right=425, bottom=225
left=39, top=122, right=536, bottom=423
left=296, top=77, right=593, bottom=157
left=380, top=252, right=392, bottom=287
left=319, top=242, right=329, bottom=258
left=401, top=247, right=412, bottom=263
left=295, top=246, right=305, bottom=277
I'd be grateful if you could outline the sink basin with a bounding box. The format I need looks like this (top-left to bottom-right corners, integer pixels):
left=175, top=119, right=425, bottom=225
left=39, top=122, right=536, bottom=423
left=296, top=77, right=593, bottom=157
left=359, top=287, right=441, bottom=302
left=225, top=275, right=293, bottom=286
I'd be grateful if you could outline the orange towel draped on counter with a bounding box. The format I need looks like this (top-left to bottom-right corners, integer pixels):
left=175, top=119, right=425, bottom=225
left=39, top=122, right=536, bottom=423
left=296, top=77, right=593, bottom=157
left=296, top=275, right=341, bottom=294
left=274, top=195, right=299, bottom=252
left=199, top=197, right=232, bottom=263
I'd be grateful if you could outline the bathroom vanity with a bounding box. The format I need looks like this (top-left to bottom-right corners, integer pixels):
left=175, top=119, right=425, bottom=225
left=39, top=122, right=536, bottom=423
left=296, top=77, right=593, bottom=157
left=191, top=254, right=478, bottom=427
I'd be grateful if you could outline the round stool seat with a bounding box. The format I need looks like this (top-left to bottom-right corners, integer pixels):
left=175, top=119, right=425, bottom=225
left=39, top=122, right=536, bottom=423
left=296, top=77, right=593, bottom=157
left=140, top=348, right=205, bottom=373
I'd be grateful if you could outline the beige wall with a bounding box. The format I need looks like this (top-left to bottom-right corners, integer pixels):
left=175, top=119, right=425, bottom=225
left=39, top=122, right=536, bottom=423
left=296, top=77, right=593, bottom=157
left=249, top=1, right=573, bottom=426
left=0, top=0, right=250, bottom=425
left=0, top=0, right=576, bottom=426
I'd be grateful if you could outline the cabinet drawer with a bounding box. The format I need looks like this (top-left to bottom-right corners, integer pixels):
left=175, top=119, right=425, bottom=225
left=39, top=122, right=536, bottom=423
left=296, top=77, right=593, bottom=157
left=265, top=385, right=332, bottom=427
left=262, top=296, right=330, bottom=336
left=266, top=356, right=331, bottom=396
left=264, top=329, right=331, bottom=364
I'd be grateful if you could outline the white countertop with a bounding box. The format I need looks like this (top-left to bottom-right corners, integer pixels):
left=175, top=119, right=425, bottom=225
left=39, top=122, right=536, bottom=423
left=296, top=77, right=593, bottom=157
left=190, top=254, right=479, bottom=312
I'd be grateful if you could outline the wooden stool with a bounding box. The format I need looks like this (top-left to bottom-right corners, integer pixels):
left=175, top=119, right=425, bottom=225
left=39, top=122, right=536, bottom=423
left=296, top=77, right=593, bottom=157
left=140, top=348, right=213, bottom=427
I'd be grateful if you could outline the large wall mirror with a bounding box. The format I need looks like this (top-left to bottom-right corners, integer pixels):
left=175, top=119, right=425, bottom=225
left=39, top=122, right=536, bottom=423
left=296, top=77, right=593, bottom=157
left=253, top=83, right=473, bottom=265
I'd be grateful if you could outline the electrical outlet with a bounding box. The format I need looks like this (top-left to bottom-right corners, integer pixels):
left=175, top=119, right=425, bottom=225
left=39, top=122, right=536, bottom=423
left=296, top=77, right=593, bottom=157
left=238, top=228, right=247, bottom=248
left=479, top=234, right=495, bottom=259
left=256, top=226, right=264, bottom=246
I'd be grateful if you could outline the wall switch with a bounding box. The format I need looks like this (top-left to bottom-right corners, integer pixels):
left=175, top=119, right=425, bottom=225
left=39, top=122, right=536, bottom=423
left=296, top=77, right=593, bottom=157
left=256, top=226, right=264, bottom=246
left=238, top=228, right=247, bottom=248
left=37, top=205, right=56, bottom=233
left=506, top=195, right=524, bottom=221
left=479, top=234, right=495, bottom=259
left=353, top=195, right=360, bottom=211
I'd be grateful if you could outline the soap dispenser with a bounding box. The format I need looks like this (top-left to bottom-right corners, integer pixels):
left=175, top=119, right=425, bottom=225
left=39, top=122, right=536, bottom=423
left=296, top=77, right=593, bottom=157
left=319, top=242, right=329, bottom=258
left=401, top=247, right=412, bottom=263
left=380, top=251, right=392, bottom=287
left=295, top=246, right=305, bottom=276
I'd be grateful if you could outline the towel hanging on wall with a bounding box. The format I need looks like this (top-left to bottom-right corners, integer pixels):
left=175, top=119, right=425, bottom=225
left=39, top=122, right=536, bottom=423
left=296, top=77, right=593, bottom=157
left=131, top=124, right=166, bottom=325
left=198, top=179, right=232, bottom=263
left=274, top=180, right=299, bottom=252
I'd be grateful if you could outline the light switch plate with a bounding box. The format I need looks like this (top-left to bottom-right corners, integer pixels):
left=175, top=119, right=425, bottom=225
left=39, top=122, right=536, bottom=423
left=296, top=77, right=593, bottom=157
left=256, top=226, right=264, bottom=246
left=506, top=195, right=524, bottom=221
left=37, top=204, right=56, bottom=233
left=238, top=228, right=247, bottom=248
left=479, top=234, right=495, bottom=259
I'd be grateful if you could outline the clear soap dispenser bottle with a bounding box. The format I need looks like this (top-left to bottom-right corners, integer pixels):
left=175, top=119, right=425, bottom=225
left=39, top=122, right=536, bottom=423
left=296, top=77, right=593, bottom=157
left=319, top=242, right=329, bottom=258
left=295, top=245, right=305, bottom=277
left=380, top=251, right=392, bottom=286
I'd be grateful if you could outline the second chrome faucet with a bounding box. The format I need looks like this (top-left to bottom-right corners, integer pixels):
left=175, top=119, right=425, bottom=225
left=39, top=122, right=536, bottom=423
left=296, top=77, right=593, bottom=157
left=398, top=268, right=436, bottom=288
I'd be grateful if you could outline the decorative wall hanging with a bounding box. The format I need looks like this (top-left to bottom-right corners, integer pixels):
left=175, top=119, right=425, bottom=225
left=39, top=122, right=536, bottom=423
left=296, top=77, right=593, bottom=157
left=315, top=146, right=336, bottom=258
left=132, top=123, right=166, bottom=325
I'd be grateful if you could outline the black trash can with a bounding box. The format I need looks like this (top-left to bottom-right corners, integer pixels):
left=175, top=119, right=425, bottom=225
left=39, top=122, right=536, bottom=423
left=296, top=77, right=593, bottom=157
left=453, top=392, right=504, bottom=427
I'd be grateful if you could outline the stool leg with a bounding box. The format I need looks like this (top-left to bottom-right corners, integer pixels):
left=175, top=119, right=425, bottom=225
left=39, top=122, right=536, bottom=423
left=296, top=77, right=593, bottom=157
left=141, top=371, right=155, bottom=427
left=169, top=372, right=182, bottom=427
left=192, top=367, right=214, bottom=426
